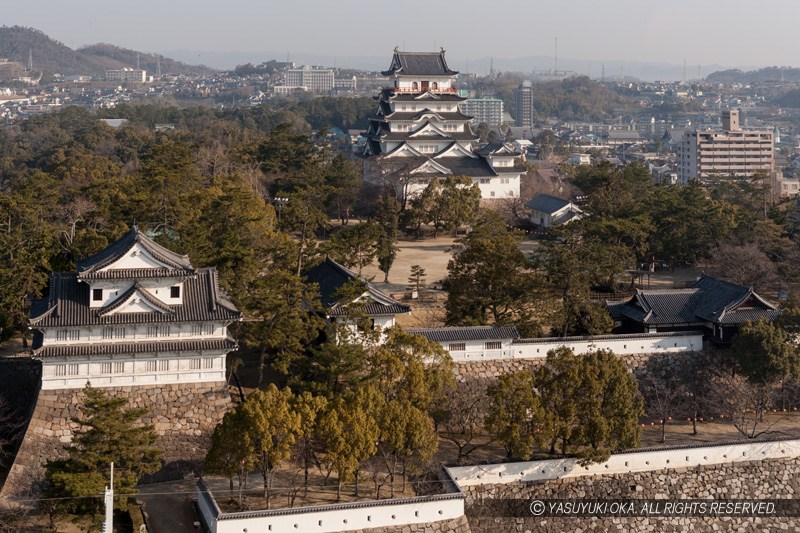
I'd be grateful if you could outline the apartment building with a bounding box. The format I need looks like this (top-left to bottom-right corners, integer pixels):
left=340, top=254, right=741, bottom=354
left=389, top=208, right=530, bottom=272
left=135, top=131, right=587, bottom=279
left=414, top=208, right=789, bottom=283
left=285, top=65, right=335, bottom=93
left=459, top=97, right=504, bottom=126
left=677, top=110, right=774, bottom=183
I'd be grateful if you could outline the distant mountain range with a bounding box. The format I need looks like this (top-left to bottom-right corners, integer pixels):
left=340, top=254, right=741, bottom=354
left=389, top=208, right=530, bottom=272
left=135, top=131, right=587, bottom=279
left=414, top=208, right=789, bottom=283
left=705, top=67, right=800, bottom=84
left=0, top=26, right=213, bottom=79
left=164, top=49, right=738, bottom=82
left=0, top=26, right=788, bottom=84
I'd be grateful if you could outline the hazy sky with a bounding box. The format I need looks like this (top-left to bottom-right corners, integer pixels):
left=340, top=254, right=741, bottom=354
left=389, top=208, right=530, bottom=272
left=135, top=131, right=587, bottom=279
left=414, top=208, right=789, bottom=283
left=7, top=0, right=799, bottom=68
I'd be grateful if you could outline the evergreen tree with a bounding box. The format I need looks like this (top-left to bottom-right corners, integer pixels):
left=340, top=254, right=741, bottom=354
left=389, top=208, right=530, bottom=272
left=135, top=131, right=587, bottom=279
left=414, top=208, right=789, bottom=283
left=375, top=194, right=400, bottom=283
left=407, top=265, right=427, bottom=294
left=45, top=386, right=160, bottom=517
left=204, top=409, right=253, bottom=507
left=485, top=370, right=544, bottom=459
left=445, top=214, right=543, bottom=333
left=239, top=385, right=302, bottom=509
left=732, top=319, right=799, bottom=385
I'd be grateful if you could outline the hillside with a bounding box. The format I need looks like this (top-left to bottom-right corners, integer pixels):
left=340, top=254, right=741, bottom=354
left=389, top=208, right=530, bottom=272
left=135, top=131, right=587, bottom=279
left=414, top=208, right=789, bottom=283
left=0, top=26, right=214, bottom=79
left=706, top=66, right=800, bottom=84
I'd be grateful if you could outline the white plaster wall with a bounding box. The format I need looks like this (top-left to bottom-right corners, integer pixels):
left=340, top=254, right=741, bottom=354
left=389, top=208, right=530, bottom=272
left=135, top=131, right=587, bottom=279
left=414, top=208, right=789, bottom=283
left=40, top=352, right=227, bottom=389
left=43, top=322, right=225, bottom=345
left=477, top=175, right=520, bottom=199
left=432, top=338, right=514, bottom=360
left=447, top=439, right=800, bottom=487
left=198, top=491, right=464, bottom=533
left=443, top=333, right=703, bottom=362
left=87, top=278, right=184, bottom=308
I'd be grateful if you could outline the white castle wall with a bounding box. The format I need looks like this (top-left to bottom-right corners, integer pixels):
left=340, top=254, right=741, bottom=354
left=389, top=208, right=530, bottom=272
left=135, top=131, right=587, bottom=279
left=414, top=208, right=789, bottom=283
left=197, top=480, right=465, bottom=533
left=446, top=439, right=800, bottom=487
left=439, top=332, right=703, bottom=362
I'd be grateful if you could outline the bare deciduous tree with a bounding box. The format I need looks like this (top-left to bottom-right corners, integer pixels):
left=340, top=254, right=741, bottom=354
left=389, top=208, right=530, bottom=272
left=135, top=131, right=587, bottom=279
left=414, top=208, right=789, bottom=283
left=440, top=382, right=493, bottom=463
left=709, top=372, right=782, bottom=439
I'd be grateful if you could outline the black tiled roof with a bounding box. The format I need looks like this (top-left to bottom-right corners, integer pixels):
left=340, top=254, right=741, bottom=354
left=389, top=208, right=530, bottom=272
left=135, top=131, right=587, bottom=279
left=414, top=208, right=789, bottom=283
left=407, top=325, right=520, bottom=342
left=379, top=130, right=477, bottom=142
left=432, top=156, right=497, bottom=177
left=32, top=337, right=237, bottom=358
left=304, top=257, right=410, bottom=317
left=30, top=268, right=240, bottom=328
left=474, top=143, right=522, bottom=157
left=526, top=194, right=571, bottom=214
left=77, top=268, right=196, bottom=280
left=383, top=111, right=473, bottom=122
left=77, top=227, right=194, bottom=279
left=381, top=50, right=458, bottom=77
left=388, top=93, right=466, bottom=102
left=606, top=274, right=779, bottom=327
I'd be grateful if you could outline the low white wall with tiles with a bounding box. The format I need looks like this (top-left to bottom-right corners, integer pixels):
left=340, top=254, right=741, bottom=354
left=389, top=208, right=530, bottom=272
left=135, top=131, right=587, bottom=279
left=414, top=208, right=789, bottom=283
left=444, top=332, right=703, bottom=362
left=197, top=481, right=465, bottom=533
left=446, top=439, right=800, bottom=487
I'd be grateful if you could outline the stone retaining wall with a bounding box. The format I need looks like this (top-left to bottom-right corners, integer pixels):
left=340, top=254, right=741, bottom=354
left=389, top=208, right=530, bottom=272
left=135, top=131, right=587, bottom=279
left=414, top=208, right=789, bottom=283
left=462, top=456, right=800, bottom=531
left=454, top=351, right=701, bottom=383
left=1, top=381, right=233, bottom=495
left=352, top=515, right=471, bottom=532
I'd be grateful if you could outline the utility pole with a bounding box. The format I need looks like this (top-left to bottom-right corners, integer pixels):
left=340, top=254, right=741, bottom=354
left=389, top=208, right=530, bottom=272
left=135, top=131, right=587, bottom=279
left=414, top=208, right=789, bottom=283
left=102, top=462, right=114, bottom=533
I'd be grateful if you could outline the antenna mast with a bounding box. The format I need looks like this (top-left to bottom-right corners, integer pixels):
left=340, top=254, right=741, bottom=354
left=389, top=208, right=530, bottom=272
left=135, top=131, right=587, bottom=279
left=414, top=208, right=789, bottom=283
left=554, top=37, right=558, bottom=76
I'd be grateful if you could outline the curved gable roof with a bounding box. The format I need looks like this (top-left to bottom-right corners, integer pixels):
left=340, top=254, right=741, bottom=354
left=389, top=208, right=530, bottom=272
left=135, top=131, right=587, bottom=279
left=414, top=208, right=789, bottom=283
left=77, top=227, right=194, bottom=279
left=381, top=49, right=458, bottom=77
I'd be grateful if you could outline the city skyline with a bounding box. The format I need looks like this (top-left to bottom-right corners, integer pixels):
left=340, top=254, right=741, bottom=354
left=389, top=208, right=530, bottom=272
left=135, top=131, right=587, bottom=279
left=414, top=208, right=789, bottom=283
left=4, top=0, right=799, bottom=73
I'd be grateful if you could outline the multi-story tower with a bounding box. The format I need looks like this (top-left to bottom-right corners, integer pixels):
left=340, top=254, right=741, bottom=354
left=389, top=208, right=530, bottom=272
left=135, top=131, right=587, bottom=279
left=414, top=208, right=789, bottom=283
left=677, top=110, right=774, bottom=183
left=363, top=48, right=523, bottom=200
left=460, top=97, right=505, bottom=126
left=514, top=81, right=533, bottom=127
left=29, top=227, right=241, bottom=390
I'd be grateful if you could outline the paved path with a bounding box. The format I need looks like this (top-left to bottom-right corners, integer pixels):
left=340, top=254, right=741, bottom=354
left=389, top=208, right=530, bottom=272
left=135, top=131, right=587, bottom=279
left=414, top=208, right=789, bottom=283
left=137, top=479, right=200, bottom=533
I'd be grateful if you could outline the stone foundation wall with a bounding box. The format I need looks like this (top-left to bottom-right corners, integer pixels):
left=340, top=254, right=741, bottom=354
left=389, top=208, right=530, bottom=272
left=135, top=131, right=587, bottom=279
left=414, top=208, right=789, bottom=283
left=463, top=457, right=800, bottom=531
left=454, top=351, right=702, bottom=383
left=1, top=381, right=233, bottom=495
left=0, top=359, right=41, bottom=490
left=354, top=515, right=471, bottom=533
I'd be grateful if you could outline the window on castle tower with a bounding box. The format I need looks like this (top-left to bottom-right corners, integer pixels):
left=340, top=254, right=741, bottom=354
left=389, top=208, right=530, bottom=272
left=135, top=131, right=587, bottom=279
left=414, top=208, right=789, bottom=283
left=145, top=360, right=157, bottom=372
left=158, top=360, right=170, bottom=371
left=146, top=326, right=158, bottom=338
left=113, top=362, right=125, bottom=374
left=55, top=365, right=67, bottom=377
left=93, top=288, right=103, bottom=301
left=170, top=286, right=180, bottom=298
left=68, top=364, right=79, bottom=376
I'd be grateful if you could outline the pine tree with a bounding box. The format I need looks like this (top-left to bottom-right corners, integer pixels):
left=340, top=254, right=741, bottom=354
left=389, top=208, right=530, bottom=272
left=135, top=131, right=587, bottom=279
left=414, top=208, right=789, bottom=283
left=239, top=385, right=302, bottom=509
left=485, top=370, right=544, bottom=460
left=45, top=386, right=160, bottom=517
left=204, top=409, right=253, bottom=507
